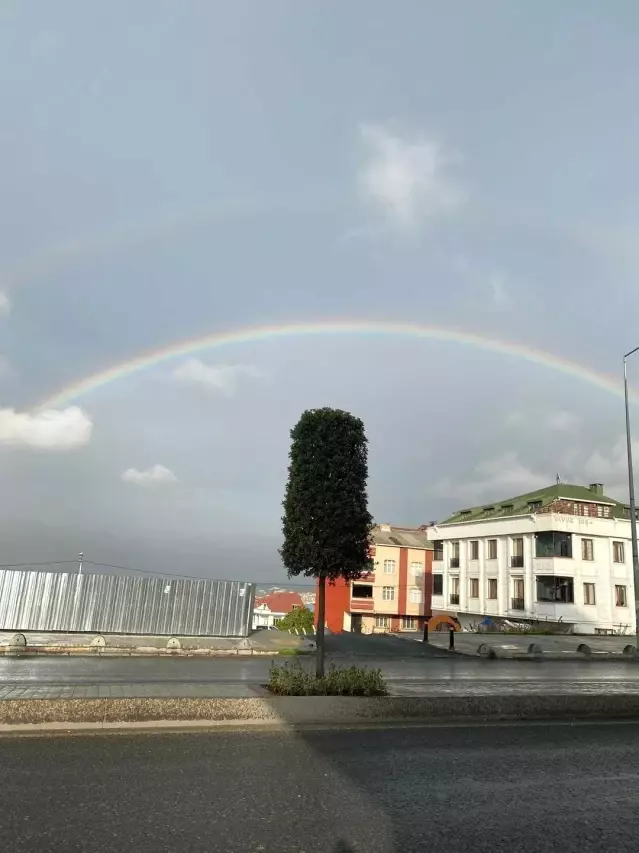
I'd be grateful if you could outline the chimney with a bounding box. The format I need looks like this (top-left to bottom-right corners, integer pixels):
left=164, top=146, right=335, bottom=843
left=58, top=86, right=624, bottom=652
left=589, top=483, right=604, bottom=496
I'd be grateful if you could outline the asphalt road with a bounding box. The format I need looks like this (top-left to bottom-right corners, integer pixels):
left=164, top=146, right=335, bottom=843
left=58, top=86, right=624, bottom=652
left=2, top=631, right=639, bottom=689
left=3, top=722, right=639, bottom=852
left=2, top=654, right=639, bottom=684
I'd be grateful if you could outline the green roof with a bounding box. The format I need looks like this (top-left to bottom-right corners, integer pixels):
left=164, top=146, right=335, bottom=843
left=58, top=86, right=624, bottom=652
left=440, top=483, right=628, bottom=525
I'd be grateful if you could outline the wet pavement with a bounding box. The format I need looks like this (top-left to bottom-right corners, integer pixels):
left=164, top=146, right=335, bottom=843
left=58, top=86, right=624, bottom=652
left=421, top=630, right=639, bottom=656
left=2, top=633, right=639, bottom=698
left=3, top=722, right=639, bottom=852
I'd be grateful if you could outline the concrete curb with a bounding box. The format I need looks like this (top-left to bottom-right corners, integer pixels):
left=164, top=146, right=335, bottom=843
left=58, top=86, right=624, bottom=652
left=461, top=645, right=639, bottom=662
left=3, top=694, right=639, bottom=733
left=0, top=648, right=305, bottom=658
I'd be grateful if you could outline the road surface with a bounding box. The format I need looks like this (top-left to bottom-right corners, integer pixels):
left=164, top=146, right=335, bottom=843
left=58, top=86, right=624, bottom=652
left=2, top=721, right=639, bottom=852
left=2, top=632, right=639, bottom=697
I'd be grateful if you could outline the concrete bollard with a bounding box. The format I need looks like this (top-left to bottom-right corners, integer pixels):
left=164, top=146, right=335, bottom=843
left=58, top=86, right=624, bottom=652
left=449, top=628, right=455, bottom=651
left=3, top=633, right=27, bottom=656
left=623, top=644, right=638, bottom=658
left=422, top=623, right=429, bottom=644
left=577, top=643, right=592, bottom=656
left=527, top=642, right=543, bottom=657
left=166, top=637, right=182, bottom=651
left=477, top=643, right=496, bottom=659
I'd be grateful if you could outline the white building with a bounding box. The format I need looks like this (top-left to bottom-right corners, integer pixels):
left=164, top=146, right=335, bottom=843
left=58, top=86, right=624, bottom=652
left=428, top=482, right=636, bottom=635
left=252, top=591, right=305, bottom=630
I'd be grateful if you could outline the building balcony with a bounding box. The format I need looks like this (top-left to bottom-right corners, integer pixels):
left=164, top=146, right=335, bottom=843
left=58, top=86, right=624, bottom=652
left=350, top=599, right=374, bottom=611
left=510, top=555, right=524, bottom=568
left=449, top=594, right=460, bottom=605
left=511, top=598, right=525, bottom=611
left=450, top=557, right=460, bottom=569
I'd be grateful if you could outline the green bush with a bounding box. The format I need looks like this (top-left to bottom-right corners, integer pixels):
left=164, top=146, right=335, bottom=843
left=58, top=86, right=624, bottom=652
left=267, top=660, right=387, bottom=696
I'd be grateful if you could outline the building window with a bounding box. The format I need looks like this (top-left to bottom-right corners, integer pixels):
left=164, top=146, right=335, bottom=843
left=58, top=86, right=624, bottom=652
left=382, top=586, right=395, bottom=601
left=487, top=578, right=498, bottom=600
left=450, top=576, right=460, bottom=605
left=432, top=574, right=443, bottom=596
left=511, top=578, right=524, bottom=610
left=383, top=559, right=396, bottom=574
left=375, top=615, right=389, bottom=628
left=469, top=578, right=479, bottom=599
left=487, top=539, right=497, bottom=560
left=581, top=539, right=594, bottom=561
left=583, top=583, right=596, bottom=605
left=616, top=585, right=628, bottom=607
left=409, top=587, right=422, bottom=604
left=536, top=576, right=574, bottom=603
left=528, top=500, right=542, bottom=511
left=433, top=540, right=444, bottom=561
left=597, top=505, right=604, bottom=518
left=352, top=585, right=373, bottom=599
left=402, top=616, right=417, bottom=630
left=410, top=561, right=422, bottom=575
left=511, top=537, right=524, bottom=567
left=535, top=531, right=572, bottom=559
left=450, top=541, right=460, bottom=568
left=613, top=542, right=625, bottom=563
left=469, top=541, right=479, bottom=561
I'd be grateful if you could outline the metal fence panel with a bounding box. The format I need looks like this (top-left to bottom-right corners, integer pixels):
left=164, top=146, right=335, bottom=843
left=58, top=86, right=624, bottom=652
left=0, top=570, right=255, bottom=637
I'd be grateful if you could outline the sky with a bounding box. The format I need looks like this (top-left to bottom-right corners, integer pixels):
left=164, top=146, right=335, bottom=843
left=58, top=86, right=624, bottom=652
left=1, top=0, right=639, bottom=581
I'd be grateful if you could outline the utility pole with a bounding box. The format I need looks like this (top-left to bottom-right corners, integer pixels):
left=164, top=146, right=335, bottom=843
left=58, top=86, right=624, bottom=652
left=623, top=347, right=639, bottom=642
left=78, top=552, right=84, bottom=576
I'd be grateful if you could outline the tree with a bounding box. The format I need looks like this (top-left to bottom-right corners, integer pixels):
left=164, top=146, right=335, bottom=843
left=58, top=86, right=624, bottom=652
left=276, top=606, right=314, bottom=634
left=280, top=408, right=373, bottom=677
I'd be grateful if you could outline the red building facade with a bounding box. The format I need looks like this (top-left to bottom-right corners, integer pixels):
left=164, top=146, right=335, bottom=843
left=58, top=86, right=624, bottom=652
left=315, top=524, right=434, bottom=634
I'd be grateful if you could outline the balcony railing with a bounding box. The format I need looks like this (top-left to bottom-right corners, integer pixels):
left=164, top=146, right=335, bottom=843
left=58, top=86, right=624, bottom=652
left=511, top=597, right=525, bottom=611
left=510, top=555, right=524, bottom=568
left=449, top=593, right=460, bottom=605
left=450, top=557, right=460, bottom=568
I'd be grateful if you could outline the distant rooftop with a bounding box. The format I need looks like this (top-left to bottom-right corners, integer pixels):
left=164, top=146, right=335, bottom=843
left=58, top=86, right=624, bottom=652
left=372, top=523, right=433, bottom=549
left=439, top=482, right=629, bottom=525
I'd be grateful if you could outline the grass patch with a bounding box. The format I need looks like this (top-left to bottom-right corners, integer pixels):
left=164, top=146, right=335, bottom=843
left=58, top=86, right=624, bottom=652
left=267, top=660, right=388, bottom=696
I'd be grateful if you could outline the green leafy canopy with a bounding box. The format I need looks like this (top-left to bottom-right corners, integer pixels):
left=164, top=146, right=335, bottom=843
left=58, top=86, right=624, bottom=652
left=276, top=606, right=314, bottom=633
left=280, top=407, right=374, bottom=581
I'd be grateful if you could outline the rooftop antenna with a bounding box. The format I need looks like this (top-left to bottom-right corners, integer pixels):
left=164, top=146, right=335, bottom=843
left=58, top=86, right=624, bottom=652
left=556, top=473, right=561, bottom=485
left=77, top=551, right=84, bottom=576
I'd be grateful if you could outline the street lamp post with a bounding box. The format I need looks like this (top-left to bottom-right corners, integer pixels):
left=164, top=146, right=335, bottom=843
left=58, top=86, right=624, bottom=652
left=623, top=347, right=639, bottom=639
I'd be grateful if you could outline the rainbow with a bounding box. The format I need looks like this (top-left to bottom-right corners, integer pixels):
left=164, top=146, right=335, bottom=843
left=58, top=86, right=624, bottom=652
left=37, top=319, right=632, bottom=410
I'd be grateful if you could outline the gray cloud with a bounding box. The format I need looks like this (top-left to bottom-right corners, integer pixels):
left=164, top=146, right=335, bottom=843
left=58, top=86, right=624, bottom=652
left=0, top=1, right=637, bottom=580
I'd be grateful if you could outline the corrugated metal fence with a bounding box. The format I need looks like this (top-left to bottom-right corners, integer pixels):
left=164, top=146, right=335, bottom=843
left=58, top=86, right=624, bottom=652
left=0, top=570, right=256, bottom=637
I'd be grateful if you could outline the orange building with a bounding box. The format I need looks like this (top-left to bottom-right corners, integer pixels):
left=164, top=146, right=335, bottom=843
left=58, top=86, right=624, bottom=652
left=316, top=524, right=434, bottom=634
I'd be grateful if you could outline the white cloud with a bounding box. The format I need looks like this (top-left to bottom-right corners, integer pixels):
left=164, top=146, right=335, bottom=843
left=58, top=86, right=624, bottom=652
left=582, top=435, right=638, bottom=495
left=172, top=359, right=262, bottom=395
left=487, top=271, right=510, bottom=309
left=546, top=410, right=581, bottom=431
left=505, top=410, right=581, bottom=432
left=0, top=292, right=10, bottom=315
left=121, top=464, right=177, bottom=486
left=0, top=406, right=92, bottom=450
left=358, top=124, right=464, bottom=229
left=438, top=452, right=548, bottom=506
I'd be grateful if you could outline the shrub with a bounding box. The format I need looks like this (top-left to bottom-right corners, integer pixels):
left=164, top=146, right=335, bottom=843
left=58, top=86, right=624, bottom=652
left=267, top=660, right=387, bottom=696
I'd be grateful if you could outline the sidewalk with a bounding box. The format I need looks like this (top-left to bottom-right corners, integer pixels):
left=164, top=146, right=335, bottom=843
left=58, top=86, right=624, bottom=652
left=408, top=631, right=639, bottom=659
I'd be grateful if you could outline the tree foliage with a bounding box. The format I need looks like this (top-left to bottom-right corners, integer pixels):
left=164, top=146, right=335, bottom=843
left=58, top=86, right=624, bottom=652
left=280, top=408, right=374, bottom=581
left=276, top=606, right=314, bottom=633
left=280, top=408, right=374, bottom=676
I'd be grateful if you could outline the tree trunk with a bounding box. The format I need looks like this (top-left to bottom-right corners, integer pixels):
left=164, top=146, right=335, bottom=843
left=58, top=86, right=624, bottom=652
left=316, top=575, right=326, bottom=678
